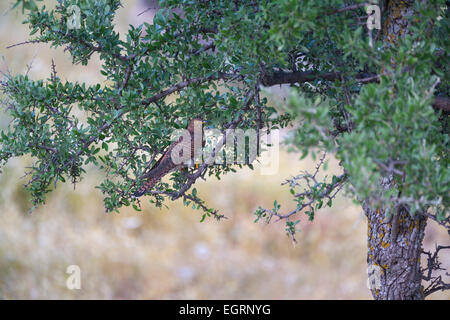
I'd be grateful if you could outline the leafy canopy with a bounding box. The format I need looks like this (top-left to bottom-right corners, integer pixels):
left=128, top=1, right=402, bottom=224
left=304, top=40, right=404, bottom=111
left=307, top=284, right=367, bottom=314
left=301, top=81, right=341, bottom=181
left=0, top=0, right=448, bottom=237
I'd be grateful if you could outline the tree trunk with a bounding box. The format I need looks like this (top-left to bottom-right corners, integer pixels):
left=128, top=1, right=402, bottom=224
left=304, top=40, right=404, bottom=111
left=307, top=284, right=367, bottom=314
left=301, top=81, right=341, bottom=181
left=365, top=178, right=427, bottom=299
left=364, top=0, right=429, bottom=300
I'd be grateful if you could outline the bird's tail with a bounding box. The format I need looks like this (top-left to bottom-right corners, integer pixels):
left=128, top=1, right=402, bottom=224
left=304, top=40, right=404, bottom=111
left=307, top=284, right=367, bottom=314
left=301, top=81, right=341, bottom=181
left=132, top=175, right=161, bottom=198
left=132, top=188, right=147, bottom=198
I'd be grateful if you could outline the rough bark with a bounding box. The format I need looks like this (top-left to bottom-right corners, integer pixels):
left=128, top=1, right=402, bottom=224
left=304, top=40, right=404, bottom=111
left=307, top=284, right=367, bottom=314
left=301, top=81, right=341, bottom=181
left=365, top=178, right=427, bottom=299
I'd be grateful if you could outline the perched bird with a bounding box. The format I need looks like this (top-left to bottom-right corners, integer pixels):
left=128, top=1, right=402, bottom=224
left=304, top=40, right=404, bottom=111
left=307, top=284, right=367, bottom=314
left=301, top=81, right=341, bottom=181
left=133, top=118, right=205, bottom=197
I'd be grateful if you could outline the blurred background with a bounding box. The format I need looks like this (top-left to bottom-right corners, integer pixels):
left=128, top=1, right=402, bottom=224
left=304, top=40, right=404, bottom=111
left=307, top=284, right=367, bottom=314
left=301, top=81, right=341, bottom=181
left=0, top=0, right=448, bottom=299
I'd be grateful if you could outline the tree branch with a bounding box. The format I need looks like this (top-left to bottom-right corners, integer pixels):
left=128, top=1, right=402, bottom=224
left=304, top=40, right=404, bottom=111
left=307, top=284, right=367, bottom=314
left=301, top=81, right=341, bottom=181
left=261, top=70, right=450, bottom=112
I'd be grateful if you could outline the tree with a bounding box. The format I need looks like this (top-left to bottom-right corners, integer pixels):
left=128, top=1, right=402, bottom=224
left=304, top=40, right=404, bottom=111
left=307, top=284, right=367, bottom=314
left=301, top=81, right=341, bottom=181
left=0, top=0, right=448, bottom=300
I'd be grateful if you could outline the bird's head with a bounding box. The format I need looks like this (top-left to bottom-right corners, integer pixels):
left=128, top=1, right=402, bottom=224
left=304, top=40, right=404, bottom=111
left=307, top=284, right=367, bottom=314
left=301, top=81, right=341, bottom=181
left=190, top=117, right=205, bottom=123
left=187, top=117, right=206, bottom=130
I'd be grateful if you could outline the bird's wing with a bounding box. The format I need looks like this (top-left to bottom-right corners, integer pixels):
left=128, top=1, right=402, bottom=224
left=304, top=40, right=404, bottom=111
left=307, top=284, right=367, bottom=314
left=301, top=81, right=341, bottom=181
left=142, top=133, right=185, bottom=178
left=142, top=149, right=167, bottom=179
left=133, top=129, right=191, bottom=197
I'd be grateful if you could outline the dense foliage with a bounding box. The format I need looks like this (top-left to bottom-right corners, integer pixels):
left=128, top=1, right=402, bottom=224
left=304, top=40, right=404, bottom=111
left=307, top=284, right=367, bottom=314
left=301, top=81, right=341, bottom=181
left=1, top=2, right=449, bottom=297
